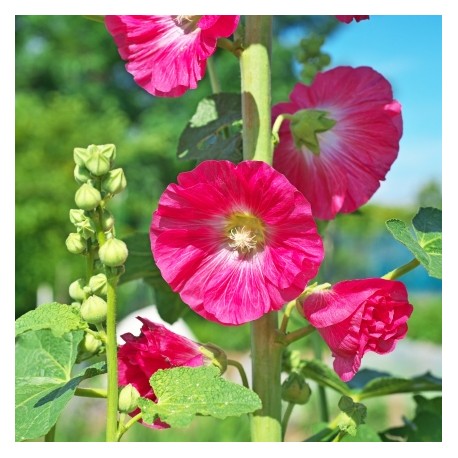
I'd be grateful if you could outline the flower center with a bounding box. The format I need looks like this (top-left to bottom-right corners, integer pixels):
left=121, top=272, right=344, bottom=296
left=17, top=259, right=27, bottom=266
left=175, top=15, right=202, bottom=32
left=225, top=212, right=265, bottom=254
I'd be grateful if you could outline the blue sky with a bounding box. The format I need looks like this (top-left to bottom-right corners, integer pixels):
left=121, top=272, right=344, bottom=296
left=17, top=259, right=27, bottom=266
left=323, top=15, right=442, bottom=205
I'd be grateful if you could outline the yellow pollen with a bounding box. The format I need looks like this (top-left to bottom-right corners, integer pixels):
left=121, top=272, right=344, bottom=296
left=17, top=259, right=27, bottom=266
left=225, top=212, right=265, bottom=254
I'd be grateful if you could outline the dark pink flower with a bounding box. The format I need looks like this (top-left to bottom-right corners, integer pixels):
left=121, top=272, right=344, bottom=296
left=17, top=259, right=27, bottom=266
left=336, top=16, right=370, bottom=24
left=150, top=160, right=324, bottom=326
left=301, top=279, right=413, bottom=382
left=272, top=66, right=403, bottom=220
left=118, top=317, right=208, bottom=428
left=105, top=15, right=240, bottom=97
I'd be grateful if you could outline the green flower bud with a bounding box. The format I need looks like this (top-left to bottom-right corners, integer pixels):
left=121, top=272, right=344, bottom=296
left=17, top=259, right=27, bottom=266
left=80, top=295, right=107, bottom=324
left=66, top=232, right=86, bottom=254
left=73, top=147, right=91, bottom=166
left=102, top=168, right=127, bottom=195
left=77, top=218, right=97, bottom=240
left=199, top=343, right=227, bottom=374
left=99, top=144, right=116, bottom=164
left=69, top=209, right=87, bottom=225
left=69, top=278, right=87, bottom=302
left=318, top=53, right=331, bottom=68
left=101, top=209, right=115, bottom=231
left=282, top=372, right=311, bottom=405
left=89, top=273, right=108, bottom=296
left=76, top=332, right=103, bottom=363
left=75, top=183, right=102, bottom=211
left=85, top=146, right=111, bottom=177
left=118, top=384, right=140, bottom=413
left=98, top=238, right=128, bottom=267
left=74, top=165, right=92, bottom=184
left=290, top=109, right=336, bottom=155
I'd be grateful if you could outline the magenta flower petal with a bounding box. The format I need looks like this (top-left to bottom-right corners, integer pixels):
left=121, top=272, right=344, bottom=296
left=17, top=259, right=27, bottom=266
left=301, top=278, right=413, bottom=381
left=118, top=317, right=207, bottom=429
left=336, top=16, right=370, bottom=24
left=105, top=15, right=240, bottom=97
left=272, top=66, right=403, bottom=220
left=151, top=160, right=324, bottom=325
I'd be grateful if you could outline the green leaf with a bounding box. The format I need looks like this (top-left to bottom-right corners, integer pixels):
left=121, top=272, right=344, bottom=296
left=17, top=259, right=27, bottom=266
left=138, top=366, right=261, bottom=428
left=15, top=302, right=87, bottom=337
left=357, top=372, right=442, bottom=400
left=177, top=93, right=243, bottom=163
left=121, top=232, right=189, bottom=324
left=337, top=396, right=367, bottom=436
left=386, top=207, right=442, bottom=278
left=15, top=329, right=106, bottom=441
left=144, top=276, right=189, bottom=324
left=300, top=359, right=352, bottom=396
left=120, top=232, right=162, bottom=284
left=380, top=395, right=442, bottom=442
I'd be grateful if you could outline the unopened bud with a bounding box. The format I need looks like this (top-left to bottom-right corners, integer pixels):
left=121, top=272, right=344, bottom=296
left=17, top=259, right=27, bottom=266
left=76, top=332, right=103, bottom=363
left=73, top=147, right=91, bottom=166
left=98, top=238, right=128, bottom=267
left=77, top=218, right=97, bottom=240
left=282, top=372, right=311, bottom=405
left=118, top=384, right=140, bottom=413
left=199, top=343, right=227, bottom=373
left=69, top=209, right=86, bottom=225
left=80, top=295, right=107, bottom=324
left=89, top=273, right=108, bottom=296
left=102, top=168, right=127, bottom=195
left=99, top=144, right=116, bottom=164
left=101, top=210, right=115, bottom=231
left=85, top=145, right=111, bottom=176
left=69, top=278, right=87, bottom=302
left=75, top=183, right=102, bottom=211
left=66, top=233, right=86, bottom=254
left=74, top=165, right=92, bottom=184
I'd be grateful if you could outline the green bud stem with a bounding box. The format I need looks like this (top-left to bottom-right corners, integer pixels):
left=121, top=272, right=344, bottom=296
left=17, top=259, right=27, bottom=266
left=281, top=402, right=295, bottom=441
left=227, top=359, right=250, bottom=389
left=280, top=324, right=315, bottom=346
left=382, top=258, right=420, bottom=280
left=75, top=387, right=108, bottom=398
left=206, top=57, right=221, bottom=94
left=271, top=113, right=293, bottom=148
left=116, top=412, right=142, bottom=442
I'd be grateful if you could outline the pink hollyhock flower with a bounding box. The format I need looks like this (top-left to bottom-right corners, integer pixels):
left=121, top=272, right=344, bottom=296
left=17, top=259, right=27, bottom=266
left=301, top=278, right=413, bottom=382
left=272, top=66, right=403, bottom=220
left=150, top=160, right=324, bottom=326
left=105, top=15, right=240, bottom=97
left=118, top=317, right=215, bottom=428
left=336, top=15, right=370, bottom=23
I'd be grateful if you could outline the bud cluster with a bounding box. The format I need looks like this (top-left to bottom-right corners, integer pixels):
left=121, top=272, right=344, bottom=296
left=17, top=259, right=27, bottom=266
left=66, top=143, right=128, bottom=327
left=296, top=33, right=331, bottom=84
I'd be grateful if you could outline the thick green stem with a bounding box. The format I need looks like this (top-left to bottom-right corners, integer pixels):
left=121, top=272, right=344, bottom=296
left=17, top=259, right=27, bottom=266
left=240, top=15, right=281, bottom=442
left=105, top=275, right=119, bottom=441
left=382, top=258, right=420, bottom=280
left=250, top=312, right=283, bottom=441
left=240, top=16, right=272, bottom=163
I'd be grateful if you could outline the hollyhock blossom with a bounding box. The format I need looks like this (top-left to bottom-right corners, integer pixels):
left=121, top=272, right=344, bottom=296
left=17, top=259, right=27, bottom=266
left=150, top=160, right=324, bottom=326
left=301, top=278, right=413, bottom=382
left=272, top=66, right=403, bottom=220
left=118, top=316, right=220, bottom=428
left=105, top=15, right=240, bottom=97
left=336, top=16, right=370, bottom=23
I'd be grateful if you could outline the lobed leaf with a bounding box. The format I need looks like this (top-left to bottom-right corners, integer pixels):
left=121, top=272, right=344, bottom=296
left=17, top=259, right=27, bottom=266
left=15, top=302, right=87, bottom=337
left=138, top=366, right=261, bottom=428
left=177, top=93, right=243, bottom=163
left=386, top=207, right=442, bottom=278
left=15, top=329, right=106, bottom=441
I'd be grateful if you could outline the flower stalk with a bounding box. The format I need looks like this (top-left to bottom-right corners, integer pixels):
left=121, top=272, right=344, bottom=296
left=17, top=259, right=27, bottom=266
left=240, top=15, right=282, bottom=442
